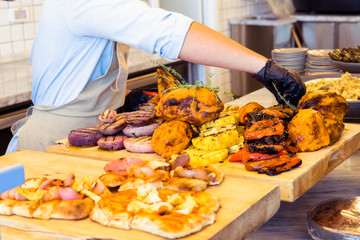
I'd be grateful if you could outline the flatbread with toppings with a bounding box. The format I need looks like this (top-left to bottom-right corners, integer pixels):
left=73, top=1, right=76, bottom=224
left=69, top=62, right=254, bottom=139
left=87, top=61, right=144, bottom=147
left=90, top=183, right=220, bottom=239
left=0, top=174, right=99, bottom=220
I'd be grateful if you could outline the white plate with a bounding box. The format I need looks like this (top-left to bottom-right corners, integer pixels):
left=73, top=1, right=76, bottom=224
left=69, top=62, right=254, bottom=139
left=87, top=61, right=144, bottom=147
left=307, top=49, right=333, bottom=57
left=272, top=48, right=308, bottom=57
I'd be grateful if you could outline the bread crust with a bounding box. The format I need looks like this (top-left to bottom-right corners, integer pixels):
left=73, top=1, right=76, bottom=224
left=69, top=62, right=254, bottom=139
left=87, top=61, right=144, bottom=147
left=0, top=198, right=94, bottom=220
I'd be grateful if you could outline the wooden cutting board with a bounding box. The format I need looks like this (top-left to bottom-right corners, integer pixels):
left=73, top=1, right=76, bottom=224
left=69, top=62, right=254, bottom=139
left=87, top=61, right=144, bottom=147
left=218, top=123, right=360, bottom=202
left=46, top=123, right=360, bottom=202
left=0, top=150, right=280, bottom=240
left=47, top=142, right=165, bottom=162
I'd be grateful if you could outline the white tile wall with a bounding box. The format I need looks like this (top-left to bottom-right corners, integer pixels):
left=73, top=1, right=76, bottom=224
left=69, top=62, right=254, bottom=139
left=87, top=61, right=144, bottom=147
left=0, top=0, right=40, bottom=60
left=0, top=0, right=271, bottom=93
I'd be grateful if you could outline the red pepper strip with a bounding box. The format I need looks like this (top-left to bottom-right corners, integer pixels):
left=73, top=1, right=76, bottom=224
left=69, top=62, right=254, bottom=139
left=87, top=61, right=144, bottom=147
left=247, top=150, right=288, bottom=161
left=229, top=145, right=288, bottom=163
left=229, top=146, right=251, bottom=163
left=284, top=139, right=298, bottom=154
left=245, top=120, right=284, bottom=141
left=142, top=91, right=158, bottom=97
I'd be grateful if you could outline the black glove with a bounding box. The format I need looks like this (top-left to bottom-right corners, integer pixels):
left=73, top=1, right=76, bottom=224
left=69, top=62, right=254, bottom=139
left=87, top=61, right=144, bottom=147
left=253, top=59, right=306, bottom=107
left=117, top=87, right=157, bottom=113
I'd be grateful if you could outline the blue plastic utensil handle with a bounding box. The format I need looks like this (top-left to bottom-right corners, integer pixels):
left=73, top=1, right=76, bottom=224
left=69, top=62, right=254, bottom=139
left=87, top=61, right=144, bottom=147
left=0, top=164, right=25, bottom=194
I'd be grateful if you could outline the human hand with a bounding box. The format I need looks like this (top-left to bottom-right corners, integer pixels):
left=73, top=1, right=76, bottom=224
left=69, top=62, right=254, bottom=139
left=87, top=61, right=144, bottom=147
left=253, top=59, right=306, bottom=107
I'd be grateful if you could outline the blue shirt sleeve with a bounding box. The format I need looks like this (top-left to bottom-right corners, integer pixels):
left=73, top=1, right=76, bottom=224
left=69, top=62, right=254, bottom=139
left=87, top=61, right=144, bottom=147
left=66, top=0, right=193, bottom=60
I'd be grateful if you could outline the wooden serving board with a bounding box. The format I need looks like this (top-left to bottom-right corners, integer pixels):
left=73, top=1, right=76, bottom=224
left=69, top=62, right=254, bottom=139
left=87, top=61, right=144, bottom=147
left=47, top=141, right=166, bottom=162
left=0, top=150, right=280, bottom=240
left=46, top=123, right=360, bottom=202
left=218, top=123, right=360, bottom=202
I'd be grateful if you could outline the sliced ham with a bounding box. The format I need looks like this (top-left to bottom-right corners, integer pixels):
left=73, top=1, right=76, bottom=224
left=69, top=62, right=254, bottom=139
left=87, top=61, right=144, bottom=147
left=104, top=157, right=145, bottom=175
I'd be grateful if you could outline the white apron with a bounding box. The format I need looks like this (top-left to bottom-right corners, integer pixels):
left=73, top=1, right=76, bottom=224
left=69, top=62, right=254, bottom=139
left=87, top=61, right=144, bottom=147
left=15, top=43, right=129, bottom=152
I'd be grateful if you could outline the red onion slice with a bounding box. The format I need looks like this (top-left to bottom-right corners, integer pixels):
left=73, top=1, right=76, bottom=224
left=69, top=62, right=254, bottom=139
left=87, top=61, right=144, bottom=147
left=123, top=122, right=161, bottom=137
left=58, top=187, right=84, bottom=200
left=123, top=136, right=154, bottom=153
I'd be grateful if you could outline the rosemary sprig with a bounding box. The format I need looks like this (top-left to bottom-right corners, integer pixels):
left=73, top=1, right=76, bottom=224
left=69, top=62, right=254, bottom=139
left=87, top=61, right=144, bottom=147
left=152, top=61, right=234, bottom=103
left=272, top=82, right=296, bottom=111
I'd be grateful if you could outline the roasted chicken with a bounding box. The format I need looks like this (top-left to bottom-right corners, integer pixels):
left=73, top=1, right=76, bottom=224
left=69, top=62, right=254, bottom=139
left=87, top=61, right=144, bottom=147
left=151, top=120, right=193, bottom=159
left=323, top=117, right=345, bottom=145
left=288, top=109, right=330, bottom=152
left=156, top=67, right=182, bottom=98
left=288, top=91, right=349, bottom=151
left=297, top=91, right=349, bottom=122
left=155, top=86, right=224, bottom=126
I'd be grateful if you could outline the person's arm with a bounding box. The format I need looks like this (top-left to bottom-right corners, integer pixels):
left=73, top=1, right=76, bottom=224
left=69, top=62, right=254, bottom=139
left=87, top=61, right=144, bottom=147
left=179, top=22, right=268, bottom=74
left=179, top=21, right=306, bottom=106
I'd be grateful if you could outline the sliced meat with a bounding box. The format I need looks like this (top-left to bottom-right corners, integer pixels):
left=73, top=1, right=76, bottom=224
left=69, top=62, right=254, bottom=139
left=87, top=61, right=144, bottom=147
left=104, top=158, right=145, bottom=175
left=170, top=152, right=190, bottom=170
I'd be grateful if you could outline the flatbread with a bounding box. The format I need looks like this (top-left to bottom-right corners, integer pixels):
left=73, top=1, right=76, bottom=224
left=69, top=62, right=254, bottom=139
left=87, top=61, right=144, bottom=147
left=90, top=184, right=220, bottom=238
left=0, top=175, right=96, bottom=220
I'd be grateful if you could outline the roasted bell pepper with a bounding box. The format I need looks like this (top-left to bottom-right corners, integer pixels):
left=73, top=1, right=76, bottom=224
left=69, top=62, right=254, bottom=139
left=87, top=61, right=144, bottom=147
left=142, top=90, right=158, bottom=97
left=229, top=145, right=288, bottom=163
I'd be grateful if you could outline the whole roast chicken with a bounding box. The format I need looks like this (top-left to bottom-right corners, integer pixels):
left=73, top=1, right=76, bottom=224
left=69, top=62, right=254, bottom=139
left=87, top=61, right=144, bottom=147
left=288, top=91, right=349, bottom=151
left=288, top=109, right=330, bottom=152
left=296, top=91, right=349, bottom=121
left=155, top=67, right=224, bottom=126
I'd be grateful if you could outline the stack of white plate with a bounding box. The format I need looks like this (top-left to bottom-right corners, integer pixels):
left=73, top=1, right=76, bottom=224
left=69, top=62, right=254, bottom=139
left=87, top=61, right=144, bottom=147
left=271, top=48, right=308, bottom=75
left=307, top=49, right=339, bottom=74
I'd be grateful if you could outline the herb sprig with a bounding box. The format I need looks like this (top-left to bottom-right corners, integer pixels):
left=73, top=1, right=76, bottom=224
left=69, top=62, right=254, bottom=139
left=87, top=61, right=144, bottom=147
left=272, top=82, right=296, bottom=111
left=154, top=62, right=234, bottom=102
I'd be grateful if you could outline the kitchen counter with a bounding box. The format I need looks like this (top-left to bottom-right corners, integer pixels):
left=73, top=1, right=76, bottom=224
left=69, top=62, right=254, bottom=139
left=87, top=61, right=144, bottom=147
left=291, top=13, right=360, bottom=23
left=0, top=58, right=32, bottom=110
left=229, top=16, right=296, bottom=26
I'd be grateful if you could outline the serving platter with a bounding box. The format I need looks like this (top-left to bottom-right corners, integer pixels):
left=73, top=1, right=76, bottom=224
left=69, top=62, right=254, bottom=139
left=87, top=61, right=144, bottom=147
left=0, top=150, right=280, bottom=240
left=330, top=59, right=360, bottom=73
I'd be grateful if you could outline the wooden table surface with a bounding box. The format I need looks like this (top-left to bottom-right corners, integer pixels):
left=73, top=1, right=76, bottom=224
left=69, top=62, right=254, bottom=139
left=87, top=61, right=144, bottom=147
left=0, top=150, right=280, bottom=240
